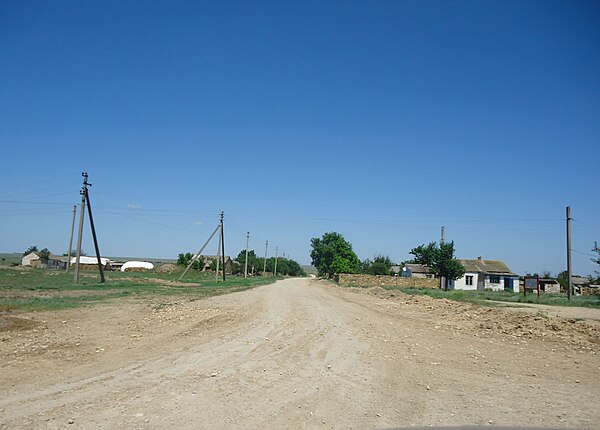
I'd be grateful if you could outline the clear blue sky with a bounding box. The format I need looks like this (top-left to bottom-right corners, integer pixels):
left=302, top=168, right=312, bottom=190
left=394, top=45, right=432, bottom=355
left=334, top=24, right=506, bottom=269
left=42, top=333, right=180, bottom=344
left=1, top=0, right=599, bottom=276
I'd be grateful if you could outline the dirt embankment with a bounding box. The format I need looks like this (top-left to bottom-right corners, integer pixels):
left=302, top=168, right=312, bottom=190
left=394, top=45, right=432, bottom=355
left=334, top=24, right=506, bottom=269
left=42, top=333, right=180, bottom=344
left=1, top=279, right=599, bottom=429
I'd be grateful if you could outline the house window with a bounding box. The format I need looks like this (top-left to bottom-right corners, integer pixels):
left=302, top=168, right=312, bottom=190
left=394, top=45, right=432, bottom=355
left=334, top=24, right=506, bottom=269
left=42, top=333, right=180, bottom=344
left=466, top=275, right=473, bottom=286
left=489, top=276, right=500, bottom=284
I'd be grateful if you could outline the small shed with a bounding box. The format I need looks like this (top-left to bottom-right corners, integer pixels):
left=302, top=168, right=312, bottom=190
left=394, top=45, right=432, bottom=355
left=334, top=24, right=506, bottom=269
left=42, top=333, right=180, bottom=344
left=401, top=263, right=434, bottom=279
left=539, top=278, right=561, bottom=294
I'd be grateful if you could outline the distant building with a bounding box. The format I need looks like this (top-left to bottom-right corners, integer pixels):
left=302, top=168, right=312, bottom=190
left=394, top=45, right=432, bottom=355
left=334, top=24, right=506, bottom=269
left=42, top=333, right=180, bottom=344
left=450, top=257, right=519, bottom=292
left=21, top=252, right=67, bottom=269
left=69, top=256, right=112, bottom=269
left=538, top=278, right=561, bottom=294
left=401, top=263, right=434, bottom=279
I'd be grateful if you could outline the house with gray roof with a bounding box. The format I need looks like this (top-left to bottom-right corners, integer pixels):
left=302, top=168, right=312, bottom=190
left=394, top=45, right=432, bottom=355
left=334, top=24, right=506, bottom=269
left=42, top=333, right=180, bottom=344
left=449, top=257, right=519, bottom=292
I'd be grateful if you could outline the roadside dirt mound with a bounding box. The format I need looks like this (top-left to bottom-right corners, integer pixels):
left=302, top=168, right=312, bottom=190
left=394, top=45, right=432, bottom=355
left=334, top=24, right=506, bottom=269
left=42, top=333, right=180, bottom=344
left=349, top=285, right=600, bottom=352
left=154, top=263, right=180, bottom=274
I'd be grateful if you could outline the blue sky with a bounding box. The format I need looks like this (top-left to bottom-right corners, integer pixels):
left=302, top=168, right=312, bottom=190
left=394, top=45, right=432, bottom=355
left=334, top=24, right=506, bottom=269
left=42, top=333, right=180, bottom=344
left=1, top=0, right=599, bottom=276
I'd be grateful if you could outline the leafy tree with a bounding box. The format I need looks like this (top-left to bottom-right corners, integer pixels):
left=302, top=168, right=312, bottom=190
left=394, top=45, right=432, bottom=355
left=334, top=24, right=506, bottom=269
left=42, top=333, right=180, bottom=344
left=361, top=255, right=394, bottom=275
left=409, top=242, right=437, bottom=268
left=236, top=250, right=259, bottom=274
left=409, top=241, right=465, bottom=289
left=371, top=254, right=393, bottom=275
left=23, top=245, right=38, bottom=256
left=310, top=232, right=360, bottom=278
left=177, top=252, right=203, bottom=271
left=38, top=248, right=51, bottom=261
left=360, top=258, right=373, bottom=274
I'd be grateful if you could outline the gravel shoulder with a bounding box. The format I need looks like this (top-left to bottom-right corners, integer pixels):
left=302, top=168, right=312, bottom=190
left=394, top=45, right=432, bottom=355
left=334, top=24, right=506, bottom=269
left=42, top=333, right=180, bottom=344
left=1, top=278, right=598, bottom=428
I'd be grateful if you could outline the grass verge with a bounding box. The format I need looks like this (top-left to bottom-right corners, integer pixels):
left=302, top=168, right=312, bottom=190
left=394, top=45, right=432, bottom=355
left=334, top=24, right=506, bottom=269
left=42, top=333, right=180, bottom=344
left=0, top=266, right=281, bottom=311
left=389, top=287, right=600, bottom=308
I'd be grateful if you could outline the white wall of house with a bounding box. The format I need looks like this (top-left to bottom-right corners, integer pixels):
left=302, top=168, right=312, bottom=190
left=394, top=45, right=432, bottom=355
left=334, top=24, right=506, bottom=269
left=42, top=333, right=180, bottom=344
left=453, top=273, right=519, bottom=292
left=453, top=272, right=479, bottom=290
left=21, top=252, right=39, bottom=266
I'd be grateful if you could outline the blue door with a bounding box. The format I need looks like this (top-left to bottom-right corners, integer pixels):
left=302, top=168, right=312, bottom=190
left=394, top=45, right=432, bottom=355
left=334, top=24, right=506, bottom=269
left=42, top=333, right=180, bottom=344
left=504, top=277, right=514, bottom=291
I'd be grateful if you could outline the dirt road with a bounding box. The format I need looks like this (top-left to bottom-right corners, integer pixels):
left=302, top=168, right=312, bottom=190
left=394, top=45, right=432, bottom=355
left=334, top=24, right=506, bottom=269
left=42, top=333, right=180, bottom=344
left=1, top=278, right=599, bottom=428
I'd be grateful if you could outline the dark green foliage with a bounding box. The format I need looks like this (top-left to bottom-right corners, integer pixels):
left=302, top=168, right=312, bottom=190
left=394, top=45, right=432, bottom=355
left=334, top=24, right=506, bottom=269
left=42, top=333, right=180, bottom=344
left=235, top=250, right=305, bottom=277
left=38, top=248, right=50, bottom=261
left=361, top=255, right=393, bottom=275
left=409, top=241, right=465, bottom=289
left=177, top=252, right=203, bottom=271
left=409, top=242, right=437, bottom=267
left=23, top=245, right=38, bottom=256
left=310, top=232, right=360, bottom=278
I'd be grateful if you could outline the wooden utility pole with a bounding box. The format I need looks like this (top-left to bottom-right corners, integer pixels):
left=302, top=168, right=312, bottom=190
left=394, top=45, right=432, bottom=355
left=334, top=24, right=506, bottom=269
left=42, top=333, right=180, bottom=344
left=440, top=225, right=446, bottom=290
left=179, top=223, right=221, bottom=280
left=73, top=177, right=87, bottom=284
left=215, top=225, right=222, bottom=281
left=566, top=206, right=572, bottom=301
left=66, top=205, right=76, bottom=273
left=84, top=175, right=105, bottom=283
left=263, top=240, right=268, bottom=275
left=220, top=211, right=225, bottom=282
left=244, top=232, right=249, bottom=278
left=73, top=172, right=104, bottom=283
left=274, top=246, right=279, bottom=276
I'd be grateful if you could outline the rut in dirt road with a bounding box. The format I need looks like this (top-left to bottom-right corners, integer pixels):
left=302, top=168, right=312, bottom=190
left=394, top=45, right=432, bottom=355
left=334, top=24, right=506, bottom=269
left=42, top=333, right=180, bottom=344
left=1, top=278, right=599, bottom=429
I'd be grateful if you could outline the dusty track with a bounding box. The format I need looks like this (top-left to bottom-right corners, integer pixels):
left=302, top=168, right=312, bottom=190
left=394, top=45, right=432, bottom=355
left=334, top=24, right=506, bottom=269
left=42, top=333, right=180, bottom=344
left=1, top=278, right=599, bottom=428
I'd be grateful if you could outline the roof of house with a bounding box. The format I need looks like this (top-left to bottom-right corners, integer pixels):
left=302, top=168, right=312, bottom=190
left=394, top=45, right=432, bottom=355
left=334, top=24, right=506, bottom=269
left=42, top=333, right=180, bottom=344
left=404, top=263, right=431, bottom=274
left=571, top=276, right=589, bottom=285
left=459, top=259, right=518, bottom=276
left=23, top=252, right=68, bottom=262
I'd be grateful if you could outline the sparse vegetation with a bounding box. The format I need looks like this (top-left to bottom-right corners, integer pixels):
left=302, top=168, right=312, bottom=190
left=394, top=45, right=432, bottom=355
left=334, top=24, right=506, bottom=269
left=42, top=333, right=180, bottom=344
left=0, top=267, right=279, bottom=311
left=389, top=287, right=600, bottom=309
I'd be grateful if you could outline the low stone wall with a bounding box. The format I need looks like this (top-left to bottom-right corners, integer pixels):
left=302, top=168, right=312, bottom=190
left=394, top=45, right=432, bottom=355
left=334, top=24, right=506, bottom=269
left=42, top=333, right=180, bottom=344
left=335, top=273, right=439, bottom=289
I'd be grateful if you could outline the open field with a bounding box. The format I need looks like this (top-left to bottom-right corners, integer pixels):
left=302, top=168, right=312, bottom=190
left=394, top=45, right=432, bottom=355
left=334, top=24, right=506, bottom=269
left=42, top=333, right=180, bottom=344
left=0, top=266, right=280, bottom=312
left=1, top=275, right=599, bottom=428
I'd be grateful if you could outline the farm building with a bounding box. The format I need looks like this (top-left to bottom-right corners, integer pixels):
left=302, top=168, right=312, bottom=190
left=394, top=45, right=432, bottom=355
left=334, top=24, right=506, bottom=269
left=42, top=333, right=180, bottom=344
left=401, top=263, right=434, bottom=279
left=69, top=256, right=112, bottom=270
left=121, top=261, right=154, bottom=272
left=538, top=278, right=561, bottom=294
left=449, top=258, right=519, bottom=292
left=21, top=252, right=67, bottom=269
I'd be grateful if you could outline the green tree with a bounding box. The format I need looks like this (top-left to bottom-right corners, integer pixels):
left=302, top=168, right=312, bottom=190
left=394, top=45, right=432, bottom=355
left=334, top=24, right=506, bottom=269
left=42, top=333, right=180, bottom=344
left=371, top=254, right=393, bottom=275
left=409, top=242, right=437, bottom=268
left=38, top=248, right=51, bottom=261
left=177, top=252, right=203, bottom=271
left=23, top=245, right=38, bottom=256
left=310, top=232, right=360, bottom=278
left=409, top=241, right=465, bottom=290
left=236, top=250, right=259, bottom=275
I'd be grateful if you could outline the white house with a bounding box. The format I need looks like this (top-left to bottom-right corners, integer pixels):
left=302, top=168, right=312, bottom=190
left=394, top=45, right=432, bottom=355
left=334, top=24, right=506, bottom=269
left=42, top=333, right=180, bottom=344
left=449, top=257, right=519, bottom=292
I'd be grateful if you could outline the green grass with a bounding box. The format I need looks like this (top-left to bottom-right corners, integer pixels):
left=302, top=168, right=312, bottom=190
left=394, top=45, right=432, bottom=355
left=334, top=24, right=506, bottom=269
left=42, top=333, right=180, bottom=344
left=0, top=267, right=281, bottom=311
left=374, top=286, right=600, bottom=309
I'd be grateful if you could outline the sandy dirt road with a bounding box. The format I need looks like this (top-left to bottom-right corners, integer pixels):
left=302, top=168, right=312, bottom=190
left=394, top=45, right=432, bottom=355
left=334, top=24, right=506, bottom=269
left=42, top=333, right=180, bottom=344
left=1, top=278, right=599, bottom=429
